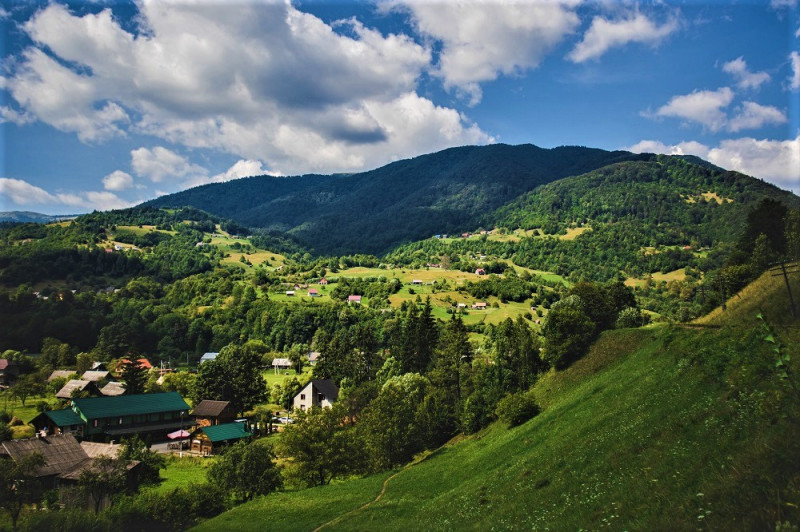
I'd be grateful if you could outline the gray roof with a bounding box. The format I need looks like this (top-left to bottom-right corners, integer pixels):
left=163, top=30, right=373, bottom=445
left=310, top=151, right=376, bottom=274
left=56, top=379, right=95, bottom=400
left=0, top=434, right=88, bottom=477
left=272, top=358, right=291, bottom=367
left=100, top=382, right=126, bottom=396
left=311, top=379, right=339, bottom=402
left=47, top=370, right=76, bottom=382
left=200, top=352, right=219, bottom=363
left=192, top=400, right=232, bottom=418
left=81, top=370, right=110, bottom=382
left=80, top=441, right=122, bottom=459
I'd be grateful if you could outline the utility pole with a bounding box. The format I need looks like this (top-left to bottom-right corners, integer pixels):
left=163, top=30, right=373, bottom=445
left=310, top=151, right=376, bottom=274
left=770, top=260, right=798, bottom=318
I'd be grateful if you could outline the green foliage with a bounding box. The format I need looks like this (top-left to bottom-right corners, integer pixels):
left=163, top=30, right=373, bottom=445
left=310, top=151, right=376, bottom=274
left=542, top=303, right=595, bottom=369
left=495, top=390, right=540, bottom=427
left=78, top=455, right=129, bottom=513
left=192, top=344, right=267, bottom=414
left=119, top=359, right=148, bottom=395
left=207, top=440, right=282, bottom=503
left=118, top=435, right=166, bottom=485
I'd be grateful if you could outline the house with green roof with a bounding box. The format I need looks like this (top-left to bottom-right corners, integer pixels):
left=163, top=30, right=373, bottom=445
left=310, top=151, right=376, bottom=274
left=32, top=392, right=194, bottom=442
left=191, top=421, right=251, bottom=455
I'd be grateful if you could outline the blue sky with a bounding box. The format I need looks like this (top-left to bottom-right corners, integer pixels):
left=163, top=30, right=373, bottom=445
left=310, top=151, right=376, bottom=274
left=1, top=0, right=798, bottom=215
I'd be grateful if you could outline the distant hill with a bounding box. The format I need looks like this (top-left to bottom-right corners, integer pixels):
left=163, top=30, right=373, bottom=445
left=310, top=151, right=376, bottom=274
left=143, top=144, right=647, bottom=254
left=0, top=211, right=77, bottom=223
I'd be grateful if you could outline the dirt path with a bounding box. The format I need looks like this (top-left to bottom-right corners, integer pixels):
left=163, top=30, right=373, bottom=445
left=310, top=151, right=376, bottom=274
left=312, top=448, right=442, bottom=531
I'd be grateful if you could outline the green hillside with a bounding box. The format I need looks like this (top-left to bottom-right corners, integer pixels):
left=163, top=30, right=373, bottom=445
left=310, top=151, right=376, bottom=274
left=196, top=270, right=800, bottom=530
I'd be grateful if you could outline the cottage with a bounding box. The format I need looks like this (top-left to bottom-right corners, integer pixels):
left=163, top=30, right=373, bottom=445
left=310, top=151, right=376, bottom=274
left=100, top=382, right=126, bottom=397
left=48, top=370, right=77, bottom=382
left=411, top=279, right=423, bottom=285
left=192, top=400, right=236, bottom=427
left=475, top=268, right=486, bottom=275
left=272, top=358, right=292, bottom=371
left=348, top=295, right=362, bottom=304
left=286, top=290, right=296, bottom=296
left=82, top=370, right=111, bottom=382
left=31, top=408, right=86, bottom=437
left=56, top=380, right=99, bottom=400
left=308, top=289, right=319, bottom=297
left=190, top=421, right=251, bottom=455
left=307, top=351, right=321, bottom=365
left=319, top=278, right=328, bottom=285
left=472, top=302, right=487, bottom=310
left=0, top=359, right=20, bottom=386
left=293, top=379, right=339, bottom=411
left=200, top=352, right=219, bottom=364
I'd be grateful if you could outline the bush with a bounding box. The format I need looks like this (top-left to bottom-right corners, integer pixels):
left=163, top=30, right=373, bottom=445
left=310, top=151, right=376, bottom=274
left=495, top=391, right=540, bottom=427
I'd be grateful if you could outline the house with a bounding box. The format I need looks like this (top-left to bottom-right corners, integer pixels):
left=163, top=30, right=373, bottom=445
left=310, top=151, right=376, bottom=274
left=200, top=352, right=219, bottom=364
left=82, top=370, right=111, bottom=382
left=411, top=279, right=423, bottom=285
left=39, top=392, right=193, bottom=442
left=286, top=290, right=295, bottom=296
left=0, top=359, right=20, bottom=386
left=293, top=379, right=339, bottom=411
left=100, top=382, right=126, bottom=397
left=348, top=295, right=362, bottom=304
left=114, top=358, right=153, bottom=377
left=56, top=380, right=99, bottom=400
left=31, top=408, right=86, bottom=437
left=319, top=278, right=328, bottom=285
left=472, top=302, right=487, bottom=310
left=307, top=351, right=321, bottom=365
left=89, top=362, right=107, bottom=371
left=456, top=303, right=467, bottom=309
left=0, top=434, right=140, bottom=508
left=192, top=400, right=236, bottom=427
left=190, top=421, right=251, bottom=455
left=48, top=370, right=77, bottom=382
left=475, top=268, right=486, bottom=275
left=272, top=358, right=291, bottom=372
left=308, top=288, right=319, bottom=297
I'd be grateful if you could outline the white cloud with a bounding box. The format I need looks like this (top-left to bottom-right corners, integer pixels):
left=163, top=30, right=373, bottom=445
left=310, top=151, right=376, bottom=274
left=770, top=0, right=797, bottom=8
left=102, top=170, right=134, bottom=191
left=653, top=87, right=734, bottom=132
left=4, top=2, right=490, bottom=175
left=568, top=12, right=679, bottom=63
left=131, top=147, right=207, bottom=183
left=182, top=159, right=279, bottom=189
left=790, top=51, right=800, bottom=90
left=388, top=0, right=580, bottom=105
left=722, top=57, right=770, bottom=90
left=0, top=106, right=35, bottom=125
left=0, top=177, right=132, bottom=210
left=727, top=102, right=787, bottom=132
left=625, top=135, right=800, bottom=192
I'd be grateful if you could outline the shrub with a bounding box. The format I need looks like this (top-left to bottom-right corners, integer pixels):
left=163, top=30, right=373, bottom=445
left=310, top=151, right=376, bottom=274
left=495, top=391, right=540, bottom=427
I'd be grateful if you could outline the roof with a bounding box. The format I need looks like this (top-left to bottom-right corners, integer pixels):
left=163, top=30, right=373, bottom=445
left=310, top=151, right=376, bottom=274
left=308, top=351, right=320, bottom=362
left=42, top=408, right=84, bottom=427
left=48, top=370, right=76, bottom=382
left=0, top=434, right=88, bottom=477
left=100, top=382, right=126, bottom=396
left=118, top=358, right=153, bottom=370
left=72, top=392, right=189, bottom=419
left=201, top=422, right=251, bottom=443
left=348, top=295, right=362, bottom=301
left=192, top=400, right=232, bottom=417
left=310, top=379, right=339, bottom=402
left=0, top=359, right=13, bottom=370
left=200, top=352, right=219, bottom=363
left=90, top=362, right=106, bottom=370
left=272, top=358, right=291, bottom=367
left=82, top=370, right=110, bottom=382
left=80, top=441, right=122, bottom=459
left=56, top=379, right=95, bottom=399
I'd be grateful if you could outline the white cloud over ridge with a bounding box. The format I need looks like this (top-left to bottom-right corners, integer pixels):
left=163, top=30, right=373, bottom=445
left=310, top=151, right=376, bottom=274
left=388, top=0, right=581, bottom=105
left=5, top=2, right=491, bottom=175
left=1, top=177, right=131, bottom=210
left=569, top=11, right=679, bottom=63
left=626, top=136, right=800, bottom=193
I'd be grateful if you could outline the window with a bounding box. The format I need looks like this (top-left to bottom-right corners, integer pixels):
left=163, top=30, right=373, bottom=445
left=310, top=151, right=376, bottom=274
left=119, top=418, right=123, bottom=425
left=300, top=394, right=306, bottom=400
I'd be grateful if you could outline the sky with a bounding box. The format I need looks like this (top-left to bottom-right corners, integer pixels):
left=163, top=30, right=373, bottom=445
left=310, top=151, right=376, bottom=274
left=0, top=0, right=798, bottom=215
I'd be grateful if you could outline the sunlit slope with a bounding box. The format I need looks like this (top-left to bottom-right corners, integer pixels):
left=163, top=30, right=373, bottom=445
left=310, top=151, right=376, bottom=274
left=196, top=276, right=800, bottom=531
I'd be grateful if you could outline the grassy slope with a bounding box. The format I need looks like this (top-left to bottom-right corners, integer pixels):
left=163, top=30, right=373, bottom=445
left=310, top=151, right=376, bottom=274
left=196, top=271, right=800, bottom=530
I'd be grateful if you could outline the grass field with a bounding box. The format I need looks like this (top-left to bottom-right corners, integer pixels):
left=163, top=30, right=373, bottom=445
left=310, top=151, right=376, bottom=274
left=196, top=272, right=800, bottom=530
left=148, top=456, right=217, bottom=495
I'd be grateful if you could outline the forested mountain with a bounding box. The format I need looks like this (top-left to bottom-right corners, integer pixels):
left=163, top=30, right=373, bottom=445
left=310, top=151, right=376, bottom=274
left=0, top=211, right=76, bottom=223
left=143, top=144, right=645, bottom=254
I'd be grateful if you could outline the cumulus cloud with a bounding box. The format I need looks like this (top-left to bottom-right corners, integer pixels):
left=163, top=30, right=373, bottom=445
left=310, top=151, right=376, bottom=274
left=722, top=57, right=770, bottom=90
left=389, top=0, right=580, bottom=105
left=102, top=170, right=134, bottom=191
left=182, top=159, right=279, bottom=189
left=568, top=11, right=679, bottom=63
left=1, top=177, right=132, bottom=210
left=131, top=147, right=207, bottom=183
left=727, top=102, right=787, bottom=132
left=626, top=135, right=800, bottom=192
left=790, top=51, right=800, bottom=90
left=3, top=2, right=490, bottom=175
left=652, top=87, right=734, bottom=132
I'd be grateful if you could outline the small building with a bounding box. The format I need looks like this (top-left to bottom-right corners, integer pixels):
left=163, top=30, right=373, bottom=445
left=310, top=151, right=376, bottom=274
left=293, top=379, right=339, bottom=411
left=192, top=400, right=236, bottom=427
left=31, top=408, right=86, bottom=437
left=272, top=358, right=292, bottom=371
left=90, top=362, right=107, bottom=371
left=411, top=279, right=423, bottom=285
left=307, top=351, right=321, bottom=365
left=475, top=268, right=486, bottom=275
left=190, top=421, right=251, bottom=455
left=56, top=380, right=99, bottom=400
left=100, top=382, right=126, bottom=397
left=456, top=303, right=467, bottom=308
left=472, top=302, right=487, bottom=310
left=48, top=370, right=77, bottom=382
left=0, top=359, right=20, bottom=386
left=308, top=289, right=319, bottom=297
left=319, top=278, right=328, bottom=285
left=286, top=290, right=295, bottom=296
left=200, top=352, right=219, bottom=364
left=348, top=295, right=362, bottom=304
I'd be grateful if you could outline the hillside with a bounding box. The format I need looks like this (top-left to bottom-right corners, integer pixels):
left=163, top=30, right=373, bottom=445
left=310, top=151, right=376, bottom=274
left=143, top=144, right=645, bottom=255
left=195, top=270, right=800, bottom=530
left=0, top=211, right=77, bottom=223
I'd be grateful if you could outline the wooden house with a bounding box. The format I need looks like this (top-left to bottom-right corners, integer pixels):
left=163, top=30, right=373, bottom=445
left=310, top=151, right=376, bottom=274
left=191, top=400, right=236, bottom=427
left=81, top=370, right=111, bottom=382
left=0, top=359, right=20, bottom=386
left=48, top=370, right=77, bottom=382
left=308, top=288, right=319, bottom=297
left=472, top=302, right=487, bottom=310
left=272, top=358, right=292, bottom=371
left=56, top=379, right=100, bottom=400
left=348, top=295, right=362, bottom=304
left=190, top=421, right=251, bottom=455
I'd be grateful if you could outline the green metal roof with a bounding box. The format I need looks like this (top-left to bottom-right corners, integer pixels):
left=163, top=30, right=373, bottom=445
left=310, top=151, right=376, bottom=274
left=44, top=408, right=84, bottom=427
left=202, top=422, right=251, bottom=443
left=72, top=392, right=189, bottom=419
